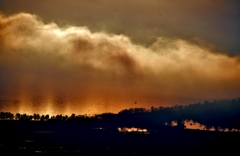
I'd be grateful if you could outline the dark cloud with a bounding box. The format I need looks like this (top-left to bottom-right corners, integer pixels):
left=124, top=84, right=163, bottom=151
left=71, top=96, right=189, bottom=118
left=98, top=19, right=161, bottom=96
left=0, top=13, right=240, bottom=115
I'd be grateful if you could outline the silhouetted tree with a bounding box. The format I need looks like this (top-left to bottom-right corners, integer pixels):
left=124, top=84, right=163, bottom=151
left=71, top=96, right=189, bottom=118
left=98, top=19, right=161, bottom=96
left=15, top=113, right=21, bottom=120
left=33, top=113, right=40, bottom=121
left=40, top=115, right=45, bottom=121
left=0, top=112, right=14, bottom=120
left=70, top=113, right=76, bottom=120
left=45, top=114, right=49, bottom=121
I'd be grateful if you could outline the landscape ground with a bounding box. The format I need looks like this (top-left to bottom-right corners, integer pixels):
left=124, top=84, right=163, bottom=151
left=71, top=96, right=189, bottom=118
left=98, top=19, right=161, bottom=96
left=0, top=120, right=239, bottom=155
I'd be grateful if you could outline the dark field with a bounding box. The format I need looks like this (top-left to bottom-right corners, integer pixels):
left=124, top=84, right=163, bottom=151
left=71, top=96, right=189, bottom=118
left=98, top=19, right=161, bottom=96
left=0, top=120, right=239, bottom=155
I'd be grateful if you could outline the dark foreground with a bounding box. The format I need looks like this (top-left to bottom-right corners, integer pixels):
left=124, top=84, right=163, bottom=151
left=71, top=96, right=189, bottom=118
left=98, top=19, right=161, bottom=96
left=1, top=121, right=240, bottom=155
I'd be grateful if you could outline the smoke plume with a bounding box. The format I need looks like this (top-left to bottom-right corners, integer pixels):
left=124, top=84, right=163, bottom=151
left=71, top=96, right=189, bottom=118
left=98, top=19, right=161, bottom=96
left=0, top=13, right=240, bottom=115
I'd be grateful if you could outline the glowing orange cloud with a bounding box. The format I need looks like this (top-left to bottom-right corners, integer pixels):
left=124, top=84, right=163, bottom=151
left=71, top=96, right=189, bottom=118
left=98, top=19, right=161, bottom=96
left=0, top=13, right=240, bottom=115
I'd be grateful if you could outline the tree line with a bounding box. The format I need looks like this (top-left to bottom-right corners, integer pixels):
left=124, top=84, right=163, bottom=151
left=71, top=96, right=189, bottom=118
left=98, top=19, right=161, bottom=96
left=0, top=97, right=240, bottom=131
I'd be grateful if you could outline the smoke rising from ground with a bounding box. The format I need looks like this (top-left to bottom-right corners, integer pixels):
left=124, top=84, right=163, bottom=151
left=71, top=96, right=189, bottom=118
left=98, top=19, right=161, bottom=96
left=0, top=13, right=240, bottom=115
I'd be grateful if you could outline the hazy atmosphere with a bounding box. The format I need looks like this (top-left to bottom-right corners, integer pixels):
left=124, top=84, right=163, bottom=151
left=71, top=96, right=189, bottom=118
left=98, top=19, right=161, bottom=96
left=0, top=0, right=240, bottom=115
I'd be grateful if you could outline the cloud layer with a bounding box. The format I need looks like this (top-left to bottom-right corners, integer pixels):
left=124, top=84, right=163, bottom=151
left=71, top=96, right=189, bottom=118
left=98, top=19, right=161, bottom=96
left=0, top=0, right=239, bottom=54
left=0, top=13, right=240, bottom=115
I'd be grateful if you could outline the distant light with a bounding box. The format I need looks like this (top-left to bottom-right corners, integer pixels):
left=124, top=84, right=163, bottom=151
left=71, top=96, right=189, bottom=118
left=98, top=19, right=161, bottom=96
left=118, top=127, right=149, bottom=134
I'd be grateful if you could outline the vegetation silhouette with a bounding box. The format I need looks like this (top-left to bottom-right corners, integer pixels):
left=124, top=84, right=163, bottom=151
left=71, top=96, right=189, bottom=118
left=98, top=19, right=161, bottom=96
left=1, top=97, right=240, bottom=155
left=1, top=97, right=240, bottom=130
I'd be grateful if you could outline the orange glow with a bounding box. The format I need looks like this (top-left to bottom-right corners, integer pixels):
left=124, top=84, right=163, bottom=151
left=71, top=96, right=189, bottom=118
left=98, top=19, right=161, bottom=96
left=184, top=120, right=214, bottom=131
left=0, top=13, right=240, bottom=115
left=118, top=127, right=149, bottom=133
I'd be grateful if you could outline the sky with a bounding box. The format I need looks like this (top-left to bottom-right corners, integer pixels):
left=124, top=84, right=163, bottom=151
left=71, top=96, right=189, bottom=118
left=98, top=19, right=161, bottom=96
left=0, top=0, right=240, bottom=115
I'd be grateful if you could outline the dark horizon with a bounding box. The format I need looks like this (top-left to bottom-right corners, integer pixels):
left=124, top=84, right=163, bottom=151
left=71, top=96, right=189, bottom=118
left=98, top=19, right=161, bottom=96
left=1, top=97, right=240, bottom=132
left=1, top=97, right=240, bottom=155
